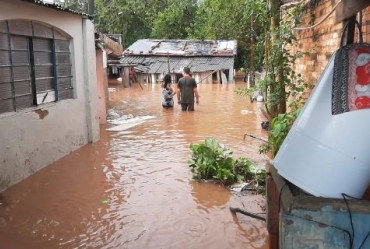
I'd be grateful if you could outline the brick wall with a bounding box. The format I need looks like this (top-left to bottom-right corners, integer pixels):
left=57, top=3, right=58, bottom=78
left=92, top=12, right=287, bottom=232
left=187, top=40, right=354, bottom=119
left=288, top=1, right=370, bottom=86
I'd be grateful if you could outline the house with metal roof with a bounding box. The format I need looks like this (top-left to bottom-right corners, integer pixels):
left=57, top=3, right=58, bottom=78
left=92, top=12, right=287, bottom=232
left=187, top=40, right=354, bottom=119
left=0, top=0, right=99, bottom=191
left=119, top=39, right=237, bottom=86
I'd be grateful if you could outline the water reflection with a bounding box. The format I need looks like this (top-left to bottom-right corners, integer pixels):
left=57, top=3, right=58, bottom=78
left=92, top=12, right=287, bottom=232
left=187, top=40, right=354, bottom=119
left=190, top=181, right=231, bottom=210
left=0, top=82, right=268, bottom=249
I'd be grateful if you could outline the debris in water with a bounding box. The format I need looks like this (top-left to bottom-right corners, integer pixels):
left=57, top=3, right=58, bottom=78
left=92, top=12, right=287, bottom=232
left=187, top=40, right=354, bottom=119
left=107, top=120, right=145, bottom=131
left=107, top=115, right=156, bottom=132
left=240, top=109, right=251, bottom=115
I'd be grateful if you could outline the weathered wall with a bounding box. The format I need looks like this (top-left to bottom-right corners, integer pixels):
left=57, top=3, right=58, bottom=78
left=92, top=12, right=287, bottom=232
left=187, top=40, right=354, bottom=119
left=289, top=1, right=370, bottom=86
left=195, top=72, right=213, bottom=84
left=96, top=49, right=107, bottom=124
left=0, top=0, right=99, bottom=191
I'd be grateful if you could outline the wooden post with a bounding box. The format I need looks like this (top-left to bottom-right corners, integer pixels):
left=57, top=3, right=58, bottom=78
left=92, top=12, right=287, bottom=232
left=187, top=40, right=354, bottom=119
left=250, top=12, right=255, bottom=87
left=123, top=67, right=130, bottom=88
left=267, top=175, right=280, bottom=249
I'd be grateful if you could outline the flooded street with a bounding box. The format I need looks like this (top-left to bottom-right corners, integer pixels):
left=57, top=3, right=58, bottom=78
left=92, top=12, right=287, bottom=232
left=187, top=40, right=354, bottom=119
left=0, top=82, right=269, bottom=249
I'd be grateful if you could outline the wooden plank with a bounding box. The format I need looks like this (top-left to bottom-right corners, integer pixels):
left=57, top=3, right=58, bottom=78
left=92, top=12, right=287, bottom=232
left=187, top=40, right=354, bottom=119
left=335, top=0, right=370, bottom=23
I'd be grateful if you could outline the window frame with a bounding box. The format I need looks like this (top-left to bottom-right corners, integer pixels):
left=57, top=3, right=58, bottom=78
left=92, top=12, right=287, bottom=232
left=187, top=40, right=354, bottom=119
left=0, top=20, right=73, bottom=114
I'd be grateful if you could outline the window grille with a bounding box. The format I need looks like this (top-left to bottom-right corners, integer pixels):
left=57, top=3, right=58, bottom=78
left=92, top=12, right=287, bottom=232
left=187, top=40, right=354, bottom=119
left=0, top=20, right=73, bottom=114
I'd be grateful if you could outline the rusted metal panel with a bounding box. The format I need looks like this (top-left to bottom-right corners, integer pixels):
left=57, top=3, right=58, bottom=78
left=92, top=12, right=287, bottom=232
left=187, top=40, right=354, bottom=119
left=123, top=39, right=237, bottom=57
left=281, top=212, right=350, bottom=249
left=102, top=35, right=123, bottom=57
left=269, top=165, right=370, bottom=248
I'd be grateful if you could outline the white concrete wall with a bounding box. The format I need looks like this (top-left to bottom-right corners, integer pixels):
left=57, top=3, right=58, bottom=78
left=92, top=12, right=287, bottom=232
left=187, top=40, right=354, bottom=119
left=0, top=0, right=99, bottom=191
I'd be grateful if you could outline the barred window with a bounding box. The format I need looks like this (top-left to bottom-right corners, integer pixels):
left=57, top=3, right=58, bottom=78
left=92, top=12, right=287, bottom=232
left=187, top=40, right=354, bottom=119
left=0, top=20, right=73, bottom=114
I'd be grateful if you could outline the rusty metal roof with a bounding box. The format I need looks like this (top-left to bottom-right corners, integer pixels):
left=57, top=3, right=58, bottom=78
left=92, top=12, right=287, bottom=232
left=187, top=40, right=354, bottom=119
left=120, top=39, right=236, bottom=74
left=123, top=39, right=237, bottom=57
left=120, top=56, right=234, bottom=74
left=20, top=0, right=93, bottom=19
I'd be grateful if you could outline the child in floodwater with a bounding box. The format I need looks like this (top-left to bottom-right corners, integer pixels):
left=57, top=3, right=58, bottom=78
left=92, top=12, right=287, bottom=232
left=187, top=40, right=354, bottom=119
left=162, top=74, right=176, bottom=108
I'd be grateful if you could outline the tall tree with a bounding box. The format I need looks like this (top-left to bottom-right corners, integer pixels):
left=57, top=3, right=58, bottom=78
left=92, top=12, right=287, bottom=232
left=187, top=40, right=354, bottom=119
left=151, top=0, right=198, bottom=39
left=64, top=0, right=89, bottom=13
left=94, top=0, right=172, bottom=47
left=189, top=0, right=267, bottom=70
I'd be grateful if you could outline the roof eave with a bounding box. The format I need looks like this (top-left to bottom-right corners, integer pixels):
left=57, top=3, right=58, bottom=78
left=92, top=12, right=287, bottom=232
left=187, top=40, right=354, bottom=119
left=20, top=0, right=93, bottom=20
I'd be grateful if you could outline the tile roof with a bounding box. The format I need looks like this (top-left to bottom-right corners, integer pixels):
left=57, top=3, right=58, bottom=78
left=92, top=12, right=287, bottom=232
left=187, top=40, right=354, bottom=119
left=20, top=0, right=93, bottom=19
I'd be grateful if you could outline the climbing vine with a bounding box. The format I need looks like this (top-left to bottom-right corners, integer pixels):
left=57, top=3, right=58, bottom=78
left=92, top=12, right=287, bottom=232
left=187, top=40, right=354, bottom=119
left=236, top=2, right=314, bottom=156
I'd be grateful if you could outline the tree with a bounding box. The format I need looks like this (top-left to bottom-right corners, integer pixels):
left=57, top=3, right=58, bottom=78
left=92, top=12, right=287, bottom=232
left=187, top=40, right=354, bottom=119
left=64, top=0, right=89, bottom=13
left=151, top=0, right=198, bottom=39
left=189, top=0, right=267, bottom=70
left=94, top=0, right=157, bottom=47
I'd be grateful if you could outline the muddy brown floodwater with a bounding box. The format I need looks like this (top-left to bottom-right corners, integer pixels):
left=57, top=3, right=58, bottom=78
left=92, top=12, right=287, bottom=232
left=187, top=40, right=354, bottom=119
left=0, top=81, right=269, bottom=249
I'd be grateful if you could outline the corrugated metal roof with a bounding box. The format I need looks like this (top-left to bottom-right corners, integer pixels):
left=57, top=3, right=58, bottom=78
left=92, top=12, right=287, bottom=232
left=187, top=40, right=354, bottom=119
left=123, top=39, right=237, bottom=57
left=20, top=0, right=93, bottom=19
left=120, top=56, right=234, bottom=74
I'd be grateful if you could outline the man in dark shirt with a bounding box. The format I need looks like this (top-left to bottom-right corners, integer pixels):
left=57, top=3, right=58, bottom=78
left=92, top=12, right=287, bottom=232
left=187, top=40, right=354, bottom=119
left=177, top=67, right=200, bottom=111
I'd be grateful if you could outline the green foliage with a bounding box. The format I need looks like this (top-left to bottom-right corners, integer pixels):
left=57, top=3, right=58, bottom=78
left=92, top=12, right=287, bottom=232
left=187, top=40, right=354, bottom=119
left=234, top=157, right=266, bottom=191
left=189, top=0, right=267, bottom=70
left=188, top=138, right=236, bottom=185
left=63, top=0, right=89, bottom=13
left=259, top=108, right=301, bottom=156
left=261, top=3, right=311, bottom=117
left=151, top=2, right=197, bottom=39
left=236, top=3, right=311, bottom=117
left=234, top=157, right=254, bottom=180
left=188, top=138, right=266, bottom=187
left=236, top=3, right=313, bottom=157
left=90, top=0, right=267, bottom=71
left=94, top=0, right=153, bottom=47
left=235, top=84, right=258, bottom=99
left=93, top=0, right=198, bottom=47
left=256, top=4, right=314, bottom=156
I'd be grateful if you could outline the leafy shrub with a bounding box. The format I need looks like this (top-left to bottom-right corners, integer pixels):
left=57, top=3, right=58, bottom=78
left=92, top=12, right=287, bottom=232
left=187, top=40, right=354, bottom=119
left=189, top=138, right=266, bottom=187
left=188, top=138, right=236, bottom=185
left=234, top=157, right=255, bottom=180
left=259, top=108, right=301, bottom=156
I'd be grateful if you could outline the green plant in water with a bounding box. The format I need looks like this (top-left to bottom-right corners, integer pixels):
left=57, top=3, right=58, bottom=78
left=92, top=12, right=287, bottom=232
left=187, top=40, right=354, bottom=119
left=189, top=138, right=236, bottom=185
left=234, top=157, right=266, bottom=193
left=234, top=157, right=255, bottom=180
left=189, top=138, right=267, bottom=188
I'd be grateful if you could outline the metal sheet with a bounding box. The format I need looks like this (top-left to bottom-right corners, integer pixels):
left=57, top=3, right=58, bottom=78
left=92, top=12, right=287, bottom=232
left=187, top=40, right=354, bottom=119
left=123, top=39, right=237, bottom=57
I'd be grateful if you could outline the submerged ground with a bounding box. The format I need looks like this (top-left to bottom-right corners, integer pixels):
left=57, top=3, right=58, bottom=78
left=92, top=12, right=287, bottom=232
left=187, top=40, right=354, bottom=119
left=0, top=81, right=269, bottom=249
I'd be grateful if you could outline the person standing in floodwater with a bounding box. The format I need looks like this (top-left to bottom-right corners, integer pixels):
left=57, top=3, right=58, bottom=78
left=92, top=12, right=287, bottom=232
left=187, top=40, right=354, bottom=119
left=162, top=74, right=176, bottom=108
left=177, top=67, right=199, bottom=111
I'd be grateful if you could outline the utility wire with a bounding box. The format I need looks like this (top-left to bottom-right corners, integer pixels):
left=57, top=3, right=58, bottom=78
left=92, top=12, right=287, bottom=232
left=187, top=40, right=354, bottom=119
left=292, top=0, right=342, bottom=31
